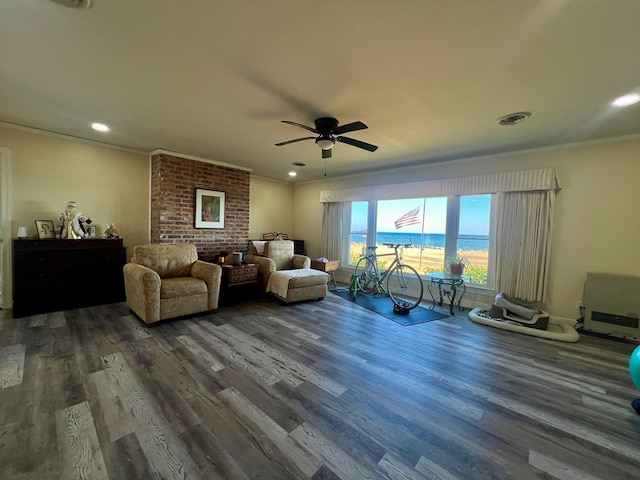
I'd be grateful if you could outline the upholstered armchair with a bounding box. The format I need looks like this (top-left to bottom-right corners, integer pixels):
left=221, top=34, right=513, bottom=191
left=245, top=240, right=328, bottom=304
left=244, top=240, right=308, bottom=288
left=123, top=243, right=222, bottom=325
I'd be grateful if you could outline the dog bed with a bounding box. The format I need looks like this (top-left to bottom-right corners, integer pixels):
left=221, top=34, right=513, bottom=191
left=468, top=307, right=580, bottom=342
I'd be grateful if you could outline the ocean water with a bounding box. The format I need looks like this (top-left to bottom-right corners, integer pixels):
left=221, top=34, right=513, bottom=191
left=350, top=232, right=488, bottom=251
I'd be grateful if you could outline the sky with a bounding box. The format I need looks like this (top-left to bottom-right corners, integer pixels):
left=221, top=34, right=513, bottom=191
left=352, top=195, right=491, bottom=235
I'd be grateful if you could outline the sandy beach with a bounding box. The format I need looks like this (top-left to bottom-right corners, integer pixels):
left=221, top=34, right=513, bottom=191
left=350, top=243, right=488, bottom=274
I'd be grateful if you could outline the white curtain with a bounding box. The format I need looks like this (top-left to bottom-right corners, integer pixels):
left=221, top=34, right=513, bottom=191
left=495, top=190, right=555, bottom=302
left=320, top=202, right=343, bottom=260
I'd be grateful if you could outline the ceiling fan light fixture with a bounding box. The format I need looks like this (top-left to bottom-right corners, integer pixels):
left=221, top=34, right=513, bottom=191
left=316, top=137, right=335, bottom=150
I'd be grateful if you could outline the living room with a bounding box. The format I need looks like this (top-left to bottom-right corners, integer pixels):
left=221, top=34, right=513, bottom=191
left=3, top=126, right=639, bottom=320
left=2, top=1, right=640, bottom=479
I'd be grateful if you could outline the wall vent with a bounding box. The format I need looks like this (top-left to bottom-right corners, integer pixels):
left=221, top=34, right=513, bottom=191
left=50, top=0, right=93, bottom=9
left=496, top=112, right=532, bottom=126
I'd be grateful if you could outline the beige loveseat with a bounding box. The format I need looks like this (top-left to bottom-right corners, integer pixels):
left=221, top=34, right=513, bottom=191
left=244, top=240, right=328, bottom=304
left=123, top=243, right=222, bottom=325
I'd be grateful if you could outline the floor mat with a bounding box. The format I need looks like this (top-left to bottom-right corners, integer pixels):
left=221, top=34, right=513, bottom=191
left=331, top=289, right=449, bottom=326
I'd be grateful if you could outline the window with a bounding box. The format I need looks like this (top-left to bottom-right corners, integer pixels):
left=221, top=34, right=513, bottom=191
left=347, top=195, right=492, bottom=286
left=349, top=201, right=368, bottom=265
left=457, top=195, right=491, bottom=284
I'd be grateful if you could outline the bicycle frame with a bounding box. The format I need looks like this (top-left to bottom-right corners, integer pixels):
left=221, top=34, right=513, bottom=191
left=353, top=242, right=424, bottom=310
left=360, top=244, right=406, bottom=294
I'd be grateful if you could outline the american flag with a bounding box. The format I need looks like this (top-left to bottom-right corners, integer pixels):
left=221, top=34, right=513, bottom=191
left=394, top=206, right=421, bottom=229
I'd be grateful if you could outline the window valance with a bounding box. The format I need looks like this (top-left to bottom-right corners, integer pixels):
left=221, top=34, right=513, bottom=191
left=319, top=167, right=561, bottom=203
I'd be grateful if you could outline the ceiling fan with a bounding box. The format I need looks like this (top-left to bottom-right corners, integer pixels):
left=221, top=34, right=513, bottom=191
left=275, top=117, right=378, bottom=158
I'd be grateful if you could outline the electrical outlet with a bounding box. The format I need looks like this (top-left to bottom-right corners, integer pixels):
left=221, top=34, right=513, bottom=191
left=577, top=300, right=584, bottom=309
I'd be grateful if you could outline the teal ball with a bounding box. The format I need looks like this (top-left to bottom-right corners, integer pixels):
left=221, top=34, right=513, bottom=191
left=630, top=345, right=640, bottom=390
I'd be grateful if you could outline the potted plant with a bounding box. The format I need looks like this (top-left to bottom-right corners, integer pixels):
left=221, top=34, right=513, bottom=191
left=446, top=254, right=470, bottom=276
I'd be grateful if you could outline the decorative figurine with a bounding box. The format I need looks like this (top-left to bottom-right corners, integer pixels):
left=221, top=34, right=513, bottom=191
left=104, top=223, right=121, bottom=239
left=58, top=201, right=91, bottom=239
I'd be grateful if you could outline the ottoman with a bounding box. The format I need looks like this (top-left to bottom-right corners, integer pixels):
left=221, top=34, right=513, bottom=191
left=266, top=268, right=329, bottom=304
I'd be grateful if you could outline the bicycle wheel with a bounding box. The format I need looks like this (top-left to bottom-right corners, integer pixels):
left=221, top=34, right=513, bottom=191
left=386, top=264, right=423, bottom=310
left=354, top=256, right=376, bottom=293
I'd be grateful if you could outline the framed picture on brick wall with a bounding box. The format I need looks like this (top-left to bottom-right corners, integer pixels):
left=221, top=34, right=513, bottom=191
left=195, top=189, right=225, bottom=229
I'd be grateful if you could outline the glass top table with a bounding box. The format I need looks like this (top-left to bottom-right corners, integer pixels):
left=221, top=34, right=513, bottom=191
left=426, top=273, right=470, bottom=315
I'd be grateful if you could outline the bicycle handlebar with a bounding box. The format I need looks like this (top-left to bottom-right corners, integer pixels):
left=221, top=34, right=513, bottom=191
left=366, top=243, right=413, bottom=250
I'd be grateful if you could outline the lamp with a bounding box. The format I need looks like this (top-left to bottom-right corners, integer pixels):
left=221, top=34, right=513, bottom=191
left=316, top=136, right=335, bottom=150
left=17, top=226, right=28, bottom=239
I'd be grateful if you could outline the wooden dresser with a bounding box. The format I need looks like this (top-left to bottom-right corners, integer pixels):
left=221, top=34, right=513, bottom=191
left=292, top=239, right=305, bottom=255
left=12, top=238, right=127, bottom=318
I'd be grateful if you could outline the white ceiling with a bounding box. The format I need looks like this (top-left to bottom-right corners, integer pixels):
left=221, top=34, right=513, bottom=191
left=2, top=0, right=639, bottom=181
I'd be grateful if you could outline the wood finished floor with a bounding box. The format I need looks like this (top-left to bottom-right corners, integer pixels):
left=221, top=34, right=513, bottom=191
left=1, top=292, right=639, bottom=479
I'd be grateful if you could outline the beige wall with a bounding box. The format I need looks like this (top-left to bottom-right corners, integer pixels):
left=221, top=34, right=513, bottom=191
left=292, top=136, right=640, bottom=319
left=3, top=124, right=639, bottom=320
left=249, top=175, right=293, bottom=240
left=0, top=126, right=150, bottom=306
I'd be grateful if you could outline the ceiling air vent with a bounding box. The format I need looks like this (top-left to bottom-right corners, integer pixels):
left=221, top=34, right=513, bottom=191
left=50, top=0, right=93, bottom=9
left=496, top=112, right=532, bottom=126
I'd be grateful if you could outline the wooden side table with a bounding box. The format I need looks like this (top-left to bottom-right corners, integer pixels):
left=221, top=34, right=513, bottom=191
left=221, top=263, right=259, bottom=301
left=311, top=260, right=340, bottom=288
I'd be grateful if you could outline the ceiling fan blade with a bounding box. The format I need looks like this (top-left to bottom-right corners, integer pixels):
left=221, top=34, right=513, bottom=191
left=275, top=137, right=315, bottom=146
left=333, top=121, right=368, bottom=135
left=281, top=120, right=319, bottom=134
left=322, top=148, right=332, bottom=159
left=336, top=136, right=379, bottom=152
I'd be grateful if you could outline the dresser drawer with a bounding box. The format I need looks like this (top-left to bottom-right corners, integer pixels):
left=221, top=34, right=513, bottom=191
left=229, top=273, right=252, bottom=283
left=230, top=266, right=258, bottom=282
left=224, top=264, right=258, bottom=287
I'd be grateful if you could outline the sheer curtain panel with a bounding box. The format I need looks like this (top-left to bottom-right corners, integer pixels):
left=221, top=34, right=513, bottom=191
left=320, top=202, right=343, bottom=261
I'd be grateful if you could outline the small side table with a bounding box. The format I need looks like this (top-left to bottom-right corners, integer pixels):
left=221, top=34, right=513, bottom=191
left=426, top=273, right=469, bottom=315
left=311, top=260, right=340, bottom=288
left=221, top=263, right=259, bottom=301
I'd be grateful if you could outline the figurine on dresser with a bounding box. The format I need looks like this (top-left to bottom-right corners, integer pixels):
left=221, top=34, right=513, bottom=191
left=104, top=223, right=121, bottom=239
left=57, top=201, right=92, bottom=239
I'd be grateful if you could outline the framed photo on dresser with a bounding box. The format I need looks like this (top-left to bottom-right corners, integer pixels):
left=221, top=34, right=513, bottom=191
left=35, top=220, right=56, bottom=239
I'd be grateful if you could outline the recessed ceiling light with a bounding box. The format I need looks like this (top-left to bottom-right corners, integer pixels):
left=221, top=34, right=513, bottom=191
left=612, top=93, right=640, bottom=107
left=91, top=122, right=109, bottom=132
left=288, top=171, right=297, bottom=177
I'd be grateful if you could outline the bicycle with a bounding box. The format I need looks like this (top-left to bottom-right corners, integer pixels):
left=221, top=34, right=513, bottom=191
left=353, top=243, right=424, bottom=310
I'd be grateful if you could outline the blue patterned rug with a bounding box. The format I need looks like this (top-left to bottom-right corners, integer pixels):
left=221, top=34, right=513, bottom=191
left=331, top=289, right=448, bottom=326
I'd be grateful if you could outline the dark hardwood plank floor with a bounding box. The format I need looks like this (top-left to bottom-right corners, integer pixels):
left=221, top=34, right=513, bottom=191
left=1, top=291, right=639, bottom=479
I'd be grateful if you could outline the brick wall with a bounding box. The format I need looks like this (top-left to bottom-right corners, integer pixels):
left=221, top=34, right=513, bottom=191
left=150, top=152, right=250, bottom=259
